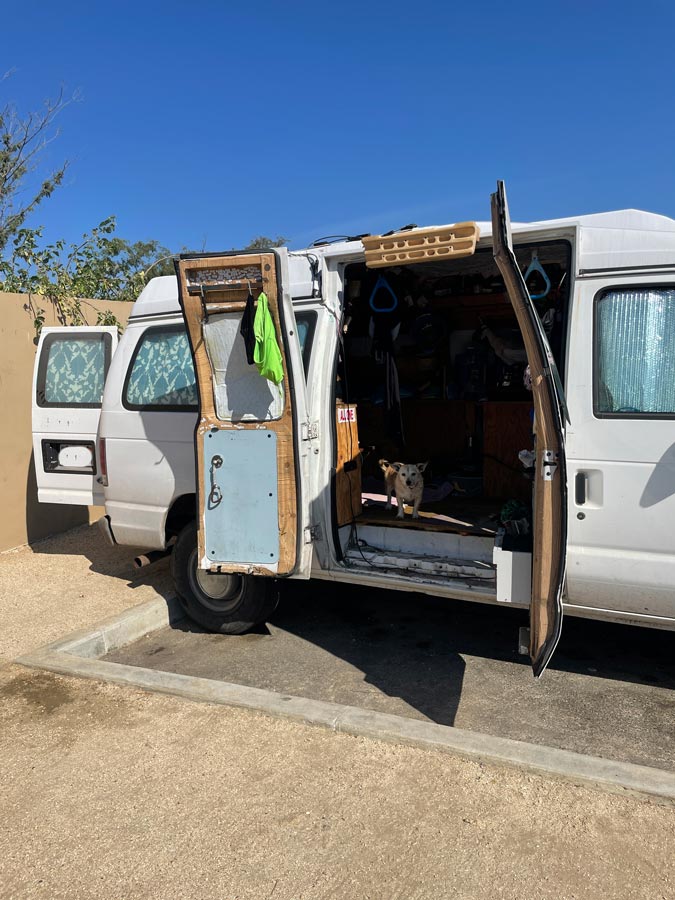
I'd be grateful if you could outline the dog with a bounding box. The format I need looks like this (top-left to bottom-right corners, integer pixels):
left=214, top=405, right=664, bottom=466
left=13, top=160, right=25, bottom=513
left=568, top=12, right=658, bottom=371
left=378, top=459, right=428, bottom=520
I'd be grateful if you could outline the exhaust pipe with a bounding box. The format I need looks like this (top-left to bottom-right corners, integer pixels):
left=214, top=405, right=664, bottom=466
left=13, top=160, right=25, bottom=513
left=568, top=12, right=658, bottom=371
left=133, top=548, right=172, bottom=569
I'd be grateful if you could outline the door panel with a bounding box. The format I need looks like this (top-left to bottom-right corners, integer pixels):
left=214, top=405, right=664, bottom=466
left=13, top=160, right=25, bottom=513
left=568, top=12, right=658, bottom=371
left=491, top=182, right=567, bottom=676
left=32, top=326, right=118, bottom=505
left=203, top=429, right=279, bottom=564
left=176, top=250, right=310, bottom=577
left=566, top=278, right=675, bottom=617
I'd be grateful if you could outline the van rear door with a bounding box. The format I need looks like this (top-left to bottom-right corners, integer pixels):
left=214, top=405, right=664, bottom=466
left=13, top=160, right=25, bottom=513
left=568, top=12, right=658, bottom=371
left=176, top=249, right=312, bottom=579
left=491, top=181, right=568, bottom=677
left=32, top=326, right=118, bottom=505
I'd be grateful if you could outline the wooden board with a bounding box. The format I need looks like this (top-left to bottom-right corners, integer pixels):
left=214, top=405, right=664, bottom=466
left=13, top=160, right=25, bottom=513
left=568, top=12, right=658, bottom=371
left=482, top=401, right=533, bottom=501
left=335, top=402, right=362, bottom=526
left=358, top=496, right=498, bottom=537
left=363, top=222, right=480, bottom=268
left=176, top=253, right=298, bottom=577
left=356, top=400, right=474, bottom=476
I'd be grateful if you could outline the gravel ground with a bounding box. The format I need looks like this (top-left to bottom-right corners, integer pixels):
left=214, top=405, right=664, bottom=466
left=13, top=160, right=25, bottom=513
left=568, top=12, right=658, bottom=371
left=0, top=524, right=173, bottom=664
left=1, top=525, right=674, bottom=900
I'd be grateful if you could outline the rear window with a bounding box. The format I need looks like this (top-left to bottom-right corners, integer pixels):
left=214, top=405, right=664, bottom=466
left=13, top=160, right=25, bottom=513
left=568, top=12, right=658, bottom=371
left=36, top=333, right=112, bottom=408
left=203, top=312, right=285, bottom=422
left=124, top=325, right=198, bottom=410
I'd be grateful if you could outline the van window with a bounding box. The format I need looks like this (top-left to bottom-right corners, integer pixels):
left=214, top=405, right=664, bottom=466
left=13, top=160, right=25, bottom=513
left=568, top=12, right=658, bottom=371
left=295, top=310, right=317, bottom=377
left=124, top=325, right=198, bottom=410
left=595, top=286, right=675, bottom=416
left=37, top=332, right=112, bottom=408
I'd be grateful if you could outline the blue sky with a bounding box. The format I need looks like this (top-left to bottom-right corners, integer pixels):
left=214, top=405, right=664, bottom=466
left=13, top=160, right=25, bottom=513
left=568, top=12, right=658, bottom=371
left=4, top=0, right=675, bottom=253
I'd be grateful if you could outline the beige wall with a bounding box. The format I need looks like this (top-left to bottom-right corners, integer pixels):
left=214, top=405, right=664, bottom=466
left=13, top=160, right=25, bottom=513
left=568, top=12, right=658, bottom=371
left=0, top=292, right=131, bottom=551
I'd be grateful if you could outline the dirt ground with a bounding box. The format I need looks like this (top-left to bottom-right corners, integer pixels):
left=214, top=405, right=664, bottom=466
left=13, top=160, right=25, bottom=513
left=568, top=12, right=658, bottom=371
left=1, top=525, right=675, bottom=900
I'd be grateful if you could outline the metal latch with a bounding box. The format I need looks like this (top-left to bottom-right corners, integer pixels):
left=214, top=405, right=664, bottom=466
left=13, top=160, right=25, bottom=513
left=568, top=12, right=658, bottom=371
left=541, top=450, right=558, bottom=481
left=304, top=523, right=322, bottom=543
left=301, top=421, right=319, bottom=441
left=518, top=626, right=530, bottom=656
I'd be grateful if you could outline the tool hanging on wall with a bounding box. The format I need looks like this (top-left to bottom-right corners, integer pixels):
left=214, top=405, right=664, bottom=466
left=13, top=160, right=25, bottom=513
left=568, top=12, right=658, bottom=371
left=523, top=251, right=551, bottom=300
left=367, top=274, right=404, bottom=447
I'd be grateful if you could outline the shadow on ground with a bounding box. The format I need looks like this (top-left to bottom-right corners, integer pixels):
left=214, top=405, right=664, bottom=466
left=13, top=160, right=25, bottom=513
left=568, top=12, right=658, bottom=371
left=109, top=578, right=675, bottom=769
left=26, top=520, right=174, bottom=594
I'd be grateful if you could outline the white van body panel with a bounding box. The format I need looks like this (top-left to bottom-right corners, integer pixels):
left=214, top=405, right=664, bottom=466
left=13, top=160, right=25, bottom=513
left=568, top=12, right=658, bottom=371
left=565, top=271, right=675, bottom=617
left=100, top=303, right=196, bottom=549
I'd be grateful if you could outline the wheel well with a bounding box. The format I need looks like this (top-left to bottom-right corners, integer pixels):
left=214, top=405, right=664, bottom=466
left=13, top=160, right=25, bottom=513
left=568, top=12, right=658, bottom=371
left=165, top=494, right=196, bottom=541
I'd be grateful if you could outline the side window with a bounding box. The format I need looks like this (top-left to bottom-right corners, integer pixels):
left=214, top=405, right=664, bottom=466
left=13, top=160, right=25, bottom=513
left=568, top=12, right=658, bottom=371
left=37, top=333, right=112, bottom=408
left=295, top=311, right=317, bottom=378
left=124, top=325, right=198, bottom=410
left=595, top=286, right=675, bottom=416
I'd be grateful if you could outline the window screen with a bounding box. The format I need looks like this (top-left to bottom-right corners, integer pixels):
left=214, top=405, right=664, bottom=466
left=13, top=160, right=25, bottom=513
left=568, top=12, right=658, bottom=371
left=595, top=287, right=675, bottom=416
left=37, top=333, right=111, bottom=408
left=124, top=326, right=197, bottom=410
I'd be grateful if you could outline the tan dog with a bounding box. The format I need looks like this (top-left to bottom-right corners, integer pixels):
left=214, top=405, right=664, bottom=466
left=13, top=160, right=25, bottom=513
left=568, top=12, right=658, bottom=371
left=378, top=459, right=428, bottom=520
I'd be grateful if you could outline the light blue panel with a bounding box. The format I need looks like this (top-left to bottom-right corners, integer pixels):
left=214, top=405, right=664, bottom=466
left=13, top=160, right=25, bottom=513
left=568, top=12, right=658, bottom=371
left=203, top=429, right=279, bottom=564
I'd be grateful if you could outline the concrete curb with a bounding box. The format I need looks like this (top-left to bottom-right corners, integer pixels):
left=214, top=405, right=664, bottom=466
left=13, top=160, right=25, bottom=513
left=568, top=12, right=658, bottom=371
left=16, top=597, right=675, bottom=805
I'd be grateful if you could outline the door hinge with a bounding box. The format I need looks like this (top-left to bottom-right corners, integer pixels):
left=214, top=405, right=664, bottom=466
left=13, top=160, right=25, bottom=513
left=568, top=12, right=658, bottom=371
left=304, top=523, right=322, bottom=543
left=301, top=421, right=319, bottom=441
left=542, top=450, right=559, bottom=481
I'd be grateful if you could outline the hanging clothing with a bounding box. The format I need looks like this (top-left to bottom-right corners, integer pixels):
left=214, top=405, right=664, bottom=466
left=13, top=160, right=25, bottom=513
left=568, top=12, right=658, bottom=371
left=239, top=289, right=256, bottom=365
left=253, top=292, right=284, bottom=385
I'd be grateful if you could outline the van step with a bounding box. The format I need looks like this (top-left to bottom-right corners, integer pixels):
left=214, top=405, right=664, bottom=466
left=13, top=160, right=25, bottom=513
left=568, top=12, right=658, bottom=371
left=344, top=546, right=495, bottom=582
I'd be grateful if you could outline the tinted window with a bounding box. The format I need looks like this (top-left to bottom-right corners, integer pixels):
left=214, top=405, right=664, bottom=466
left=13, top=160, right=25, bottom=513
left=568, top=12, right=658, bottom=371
left=37, top=333, right=111, bottom=408
left=295, top=311, right=317, bottom=377
left=125, top=326, right=197, bottom=410
left=595, top=287, right=675, bottom=416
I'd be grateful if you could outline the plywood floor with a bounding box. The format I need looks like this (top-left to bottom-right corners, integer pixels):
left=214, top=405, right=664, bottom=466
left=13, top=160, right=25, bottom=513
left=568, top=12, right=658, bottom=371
left=358, top=494, right=500, bottom=536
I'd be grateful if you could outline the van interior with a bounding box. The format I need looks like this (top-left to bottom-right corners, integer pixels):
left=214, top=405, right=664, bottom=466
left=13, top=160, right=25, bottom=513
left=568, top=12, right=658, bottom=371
left=334, top=240, right=571, bottom=589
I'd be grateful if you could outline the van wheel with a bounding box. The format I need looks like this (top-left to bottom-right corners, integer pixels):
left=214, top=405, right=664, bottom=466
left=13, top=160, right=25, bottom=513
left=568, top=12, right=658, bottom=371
left=171, top=522, right=277, bottom=634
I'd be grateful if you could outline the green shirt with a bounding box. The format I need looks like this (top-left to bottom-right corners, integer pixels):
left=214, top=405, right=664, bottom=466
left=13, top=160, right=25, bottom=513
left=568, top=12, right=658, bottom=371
left=253, top=292, right=284, bottom=386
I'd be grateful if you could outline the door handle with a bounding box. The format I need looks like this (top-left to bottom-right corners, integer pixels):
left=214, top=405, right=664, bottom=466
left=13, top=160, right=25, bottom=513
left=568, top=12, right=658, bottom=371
left=575, top=472, right=587, bottom=506
left=209, top=455, right=223, bottom=507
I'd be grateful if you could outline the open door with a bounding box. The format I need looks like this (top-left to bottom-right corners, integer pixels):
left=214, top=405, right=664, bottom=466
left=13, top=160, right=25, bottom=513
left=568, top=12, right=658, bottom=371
left=176, top=249, right=311, bottom=579
left=491, top=181, right=567, bottom=677
left=32, top=326, right=118, bottom=506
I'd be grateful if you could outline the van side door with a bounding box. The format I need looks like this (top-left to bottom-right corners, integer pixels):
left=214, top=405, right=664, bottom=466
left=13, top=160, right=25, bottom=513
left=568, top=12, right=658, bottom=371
left=491, top=182, right=568, bottom=676
left=32, top=326, right=118, bottom=505
left=565, top=275, right=675, bottom=619
left=176, top=249, right=312, bottom=578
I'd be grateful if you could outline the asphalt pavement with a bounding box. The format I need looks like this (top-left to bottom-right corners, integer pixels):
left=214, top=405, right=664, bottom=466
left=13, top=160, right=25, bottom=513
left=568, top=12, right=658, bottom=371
left=107, top=578, right=675, bottom=771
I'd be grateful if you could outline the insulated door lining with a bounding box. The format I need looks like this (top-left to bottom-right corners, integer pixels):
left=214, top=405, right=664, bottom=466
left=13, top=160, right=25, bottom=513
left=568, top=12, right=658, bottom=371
left=203, top=312, right=284, bottom=421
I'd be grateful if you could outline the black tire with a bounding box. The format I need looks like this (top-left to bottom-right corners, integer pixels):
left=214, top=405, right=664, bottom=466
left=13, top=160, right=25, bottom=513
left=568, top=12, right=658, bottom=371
left=171, top=522, right=277, bottom=634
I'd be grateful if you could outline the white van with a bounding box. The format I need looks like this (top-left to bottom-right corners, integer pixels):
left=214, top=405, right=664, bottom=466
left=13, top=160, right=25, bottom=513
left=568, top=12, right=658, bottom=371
left=32, top=183, right=675, bottom=676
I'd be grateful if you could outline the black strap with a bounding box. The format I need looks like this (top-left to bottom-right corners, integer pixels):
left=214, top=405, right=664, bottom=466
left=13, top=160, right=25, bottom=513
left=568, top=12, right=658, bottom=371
left=239, top=290, right=256, bottom=365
